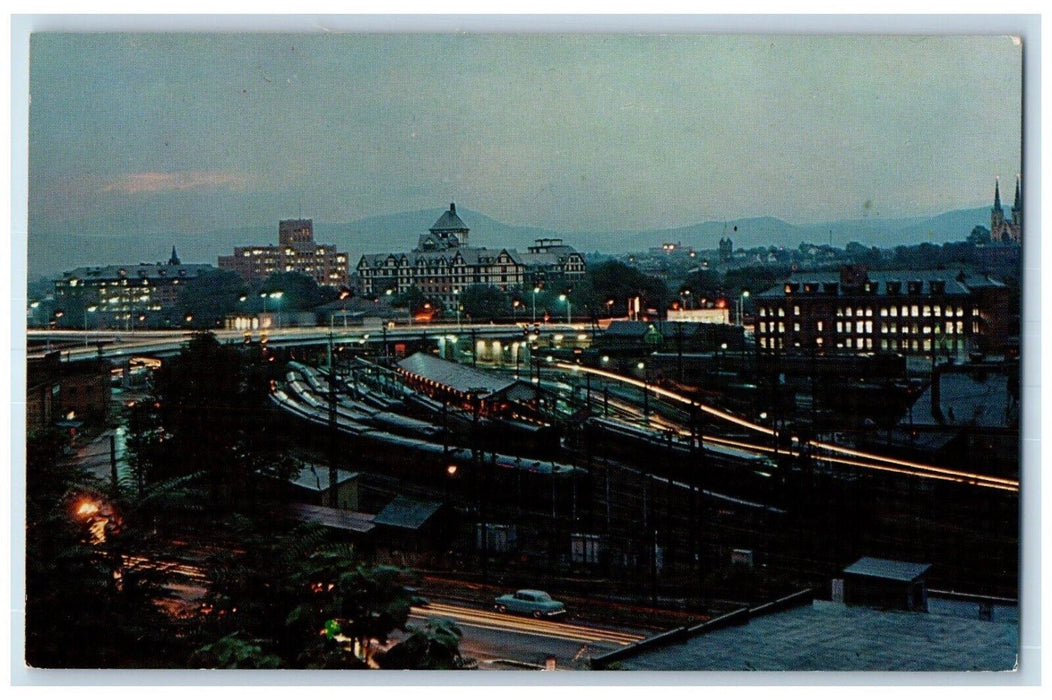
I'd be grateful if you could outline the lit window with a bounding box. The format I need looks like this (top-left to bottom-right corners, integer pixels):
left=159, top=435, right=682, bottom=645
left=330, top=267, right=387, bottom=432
left=880, top=308, right=887, bottom=317
left=923, top=305, right=931, bottom=317
left=865, top=321, right=872, bottom=333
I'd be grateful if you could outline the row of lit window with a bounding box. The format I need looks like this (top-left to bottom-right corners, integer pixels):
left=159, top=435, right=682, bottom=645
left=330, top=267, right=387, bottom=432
left=760, top=336, right=964, bottom=353
left=760, top=304, right=970, bottom=319
left=759, top=319, right=971, bottom=335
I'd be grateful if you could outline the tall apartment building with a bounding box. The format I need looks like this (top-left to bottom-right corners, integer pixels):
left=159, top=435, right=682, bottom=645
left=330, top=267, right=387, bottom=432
left=219, top=218, right=350, bottom=287
left=355, top=203, right=586, bottom=308
left=753, top=266, right=1010, bottom=359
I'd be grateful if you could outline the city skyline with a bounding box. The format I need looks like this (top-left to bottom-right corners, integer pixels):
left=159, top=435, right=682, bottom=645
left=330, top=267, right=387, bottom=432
left=26, top=31, right=1022, bottom=276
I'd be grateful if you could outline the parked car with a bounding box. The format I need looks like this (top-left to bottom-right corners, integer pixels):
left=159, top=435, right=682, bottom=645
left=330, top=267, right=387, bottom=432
left=493, top=589, right=566, bottom=618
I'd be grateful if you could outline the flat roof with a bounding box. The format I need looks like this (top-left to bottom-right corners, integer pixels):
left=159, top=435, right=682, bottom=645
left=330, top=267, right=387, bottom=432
left=617, top=599, right=1017, bottom=671
left=843, top=557, right=932, bottom=582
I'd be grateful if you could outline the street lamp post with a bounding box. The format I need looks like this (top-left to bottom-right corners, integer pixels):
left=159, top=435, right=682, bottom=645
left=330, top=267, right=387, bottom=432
left=638, top=361, right=649, bottom=425
left=559, top=294, right=571, bottom=325
left=261, top=290, right=284, bottom=329
left=532, top=286, right=540, bottom=324
left=83, top=305, right=97, bottom=346
left=738, top=289, right=750, bottom=326
left=453, top=289, right=461, bottom=329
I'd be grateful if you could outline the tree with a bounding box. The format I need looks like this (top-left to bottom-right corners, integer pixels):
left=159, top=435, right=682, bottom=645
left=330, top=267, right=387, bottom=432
left=584, top=260, right=669, bottom=315
left=260, top=271, right=337, bottom=312
left=376, top=617, right=467, bottom=670
left=176, top=268, right=246, bottom=328
left=458, top=285, right=509, bottom=320
left=25, top=430, right=189, bottom=668
left=150, top=332, right=259, bottom=513
left=967, top=225, right=991, bottom=246
left=197, top=525, right=435, bottom=669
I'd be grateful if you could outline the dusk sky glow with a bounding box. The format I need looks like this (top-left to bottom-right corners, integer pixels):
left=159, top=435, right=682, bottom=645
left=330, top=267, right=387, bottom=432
left=26, top=31, right=1022, bottom=272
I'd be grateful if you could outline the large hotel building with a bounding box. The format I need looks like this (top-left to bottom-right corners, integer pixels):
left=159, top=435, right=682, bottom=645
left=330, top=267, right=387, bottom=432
left=355, top=203, right=586, bottom=308
left=51, top=248, right=215, bottom=329
left=219, top=219, right=350, bottom=287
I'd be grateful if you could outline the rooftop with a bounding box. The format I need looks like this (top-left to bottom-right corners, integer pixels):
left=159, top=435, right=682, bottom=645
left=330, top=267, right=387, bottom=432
left=373, top=495, right=443, bottom=531
left=616, top=599, right=1017, bottom=672
left=843, top=557, right=932, bottom=582
left=906, top=369, right=1016, bottom=430
left=397, top=352, right=518, bottom=397
left=288, top=465, right=359, bottom=493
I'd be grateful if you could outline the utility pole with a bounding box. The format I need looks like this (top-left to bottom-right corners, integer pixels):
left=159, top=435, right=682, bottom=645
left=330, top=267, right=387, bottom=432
left=327, top=332, right=339, bottom=509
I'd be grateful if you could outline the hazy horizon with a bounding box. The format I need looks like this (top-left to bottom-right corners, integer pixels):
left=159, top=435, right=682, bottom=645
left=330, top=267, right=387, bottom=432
left=26, top=32, right=1022, bottom=274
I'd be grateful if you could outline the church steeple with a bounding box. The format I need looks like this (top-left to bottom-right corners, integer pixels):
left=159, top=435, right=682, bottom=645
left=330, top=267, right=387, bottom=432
left=993, top=177, right=1002, bottom=212
left=1011, top=174, right=1022, bottom=231
left=168, top=245, right=181, bottom=266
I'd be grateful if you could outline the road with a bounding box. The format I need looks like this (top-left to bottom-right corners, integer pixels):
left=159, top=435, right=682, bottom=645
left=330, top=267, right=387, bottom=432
left=407, top=600, right=645, bottom=670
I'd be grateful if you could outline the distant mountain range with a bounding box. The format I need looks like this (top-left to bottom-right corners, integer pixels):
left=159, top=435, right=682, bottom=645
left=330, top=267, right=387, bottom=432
left=28, top=204, right=993, bottom=279
left=317, top=205, right=992, bottom=257
left=320, top=205, right=992, bottom=257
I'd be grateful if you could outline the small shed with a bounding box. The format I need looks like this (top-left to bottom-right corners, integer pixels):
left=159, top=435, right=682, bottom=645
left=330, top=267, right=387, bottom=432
left=288, top=465, right=360, bottom=511
left=373, top=495, right=451, bottom=550
left=286, top=503, right=376, bottom=544
left=842, top=557, right=932, bottom=612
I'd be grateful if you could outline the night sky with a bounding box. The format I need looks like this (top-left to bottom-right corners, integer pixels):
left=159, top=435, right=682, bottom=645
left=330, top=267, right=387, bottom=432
left=25, top=29, right=1022, bottom=273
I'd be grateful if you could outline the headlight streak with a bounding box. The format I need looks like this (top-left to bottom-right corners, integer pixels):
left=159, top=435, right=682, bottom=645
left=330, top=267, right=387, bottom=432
left=555, top=362, right=1018, bottom=493
left=410, top=602, right=644, bottom=646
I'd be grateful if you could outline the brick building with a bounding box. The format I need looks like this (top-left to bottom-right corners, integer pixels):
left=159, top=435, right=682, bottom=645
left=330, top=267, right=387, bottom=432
left=219, top=218, right=350, bottom=287
left=753, top=266, right=1010, bottom=360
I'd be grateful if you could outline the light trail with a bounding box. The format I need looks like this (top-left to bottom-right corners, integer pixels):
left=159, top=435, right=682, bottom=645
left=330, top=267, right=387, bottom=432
left=555, top=362, right=1018, bottom=493
left=410, top=602, right=644, bottom=646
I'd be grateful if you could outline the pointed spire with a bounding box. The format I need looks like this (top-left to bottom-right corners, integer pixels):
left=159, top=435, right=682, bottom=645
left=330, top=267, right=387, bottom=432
left=169, top=245, right=181, bottom=266
left=993, top=177, right=1002, bottom=210
left=1013, top=175, right=1021, bottom=210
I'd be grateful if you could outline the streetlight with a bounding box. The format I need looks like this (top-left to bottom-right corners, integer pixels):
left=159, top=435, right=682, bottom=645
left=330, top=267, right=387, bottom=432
left=738, top=290, right=750, bottom=326
left=559, top=294, right=571, bottom=325
left=261, top=290, right=284, bottom=329
left=532, top=286, right=540, bottom=324
left=453, top=289, right=461, bottom=329
left=83, top=305, right=97, bottom=346
left=638, top=361, right=649, bottom=425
